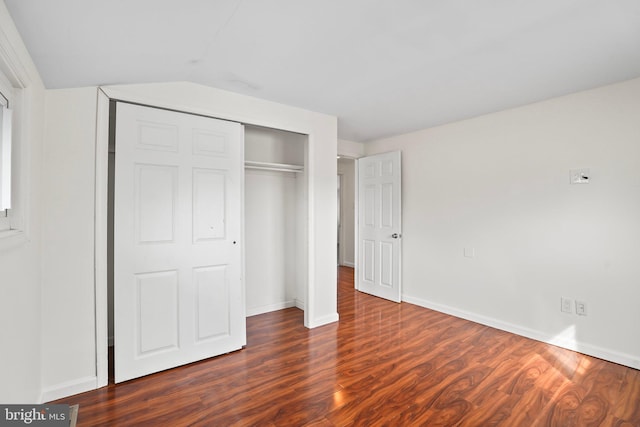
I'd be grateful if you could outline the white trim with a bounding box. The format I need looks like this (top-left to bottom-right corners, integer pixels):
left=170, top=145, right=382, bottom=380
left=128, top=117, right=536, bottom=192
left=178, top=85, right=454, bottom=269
left=94, top=89, right=110, bottom=389
left=0, top=24, right=32, bottom=89
left=239, top=125, right=247, bottom=346
left=304, top=133, right=314, bottom=328
left=40, top=376, right=97, bottom=403
left=246, top=300, right=297, bottom=317
left=307, top=312, right=340, bottom=329
left=337, top=173, right=343, bottom=266
left=100, top=86, right=309, bottom=136
left=341, top=261, right=355, bottom=268
left=353, top=160, right=359, bottom=289
left=403, top=293, right=640, bottom=371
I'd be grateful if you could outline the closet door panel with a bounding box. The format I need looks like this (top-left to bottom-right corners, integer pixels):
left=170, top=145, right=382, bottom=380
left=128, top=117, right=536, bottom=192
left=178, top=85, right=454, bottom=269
left=114, top=102, right=245, bottom=383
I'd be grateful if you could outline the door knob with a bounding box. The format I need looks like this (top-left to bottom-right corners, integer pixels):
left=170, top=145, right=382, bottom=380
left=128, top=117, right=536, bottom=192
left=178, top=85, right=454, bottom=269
left=391, top=233, right=401, bottom=239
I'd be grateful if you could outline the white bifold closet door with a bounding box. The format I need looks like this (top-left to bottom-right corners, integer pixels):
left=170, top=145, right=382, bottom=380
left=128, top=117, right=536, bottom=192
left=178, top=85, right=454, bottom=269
left=114, top=102, right=245, bottom=383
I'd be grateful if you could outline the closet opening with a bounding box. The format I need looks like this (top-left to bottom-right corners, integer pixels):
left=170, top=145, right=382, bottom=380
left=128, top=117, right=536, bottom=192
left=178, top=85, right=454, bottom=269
left=244, top=125, right=308, bottom=316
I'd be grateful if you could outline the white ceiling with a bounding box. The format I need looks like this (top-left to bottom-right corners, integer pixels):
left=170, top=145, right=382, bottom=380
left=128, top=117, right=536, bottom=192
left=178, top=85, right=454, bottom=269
left=5, top=0, right=640, bottom=142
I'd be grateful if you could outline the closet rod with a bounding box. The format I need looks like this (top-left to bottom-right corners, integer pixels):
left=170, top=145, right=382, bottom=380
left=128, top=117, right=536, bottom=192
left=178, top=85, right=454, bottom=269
left=0, top=91, right=8, bottom=108
left=244, top=165, right=303, bottom=173
left=244, top=160, right=303, bottom=173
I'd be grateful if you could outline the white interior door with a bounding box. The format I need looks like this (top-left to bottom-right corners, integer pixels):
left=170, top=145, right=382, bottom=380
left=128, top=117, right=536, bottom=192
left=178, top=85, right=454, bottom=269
left=114, top=102, right=245, bottom=383
left=357, top=151, right=402, bottom=302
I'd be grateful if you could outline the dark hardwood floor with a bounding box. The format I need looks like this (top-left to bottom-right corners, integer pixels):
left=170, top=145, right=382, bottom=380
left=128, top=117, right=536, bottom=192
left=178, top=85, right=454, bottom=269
left=54, top=267, right=640, bottom=426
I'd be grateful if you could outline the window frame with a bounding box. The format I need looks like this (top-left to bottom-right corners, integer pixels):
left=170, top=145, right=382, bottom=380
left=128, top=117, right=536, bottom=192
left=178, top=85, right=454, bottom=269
left=0, top=72, right=12, bottom=232
left=0, top=54, right=30, bottom=245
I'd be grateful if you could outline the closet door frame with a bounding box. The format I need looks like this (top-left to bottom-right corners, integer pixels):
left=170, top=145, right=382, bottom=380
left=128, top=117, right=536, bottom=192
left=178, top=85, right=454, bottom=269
left=93, top=88, right=323, bottom=389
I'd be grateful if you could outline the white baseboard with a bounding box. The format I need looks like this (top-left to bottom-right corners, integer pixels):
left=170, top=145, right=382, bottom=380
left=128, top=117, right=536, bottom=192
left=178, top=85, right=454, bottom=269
left=340, top=262, right=355, bottom=268
left=308, top=312, right=339, bottom=328
left=40, top=376, right=98, bottom=403
left=246, top=300, right=296, bottom=317
left=402, top=294, right=640, bottom=371
left=294, top=298, right=305, bottom=310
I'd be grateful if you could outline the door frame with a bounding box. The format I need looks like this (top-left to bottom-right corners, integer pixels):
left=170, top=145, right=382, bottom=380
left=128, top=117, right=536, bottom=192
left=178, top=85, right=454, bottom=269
left=336, top=155, right=359, bottom=281
left=94, top=88, right=325, bottom=388
left=337, top=157, right=358, bottom=269
left=337, top=173, right=342, bottom=265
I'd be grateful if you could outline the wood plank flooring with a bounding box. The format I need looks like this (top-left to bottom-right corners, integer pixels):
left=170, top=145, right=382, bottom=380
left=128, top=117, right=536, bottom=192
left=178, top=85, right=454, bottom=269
left=54, top=267, right=640, bottom=426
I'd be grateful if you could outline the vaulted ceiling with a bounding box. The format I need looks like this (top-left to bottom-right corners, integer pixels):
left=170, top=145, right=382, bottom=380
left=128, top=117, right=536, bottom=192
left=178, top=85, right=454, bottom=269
left=5, top=0, right=640, bottom=141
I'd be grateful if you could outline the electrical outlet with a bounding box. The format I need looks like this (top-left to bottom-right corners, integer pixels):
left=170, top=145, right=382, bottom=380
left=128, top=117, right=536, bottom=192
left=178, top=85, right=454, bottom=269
left=561, top=297, right=573, bottom=314
left=576, top=301, right=587, bottom=316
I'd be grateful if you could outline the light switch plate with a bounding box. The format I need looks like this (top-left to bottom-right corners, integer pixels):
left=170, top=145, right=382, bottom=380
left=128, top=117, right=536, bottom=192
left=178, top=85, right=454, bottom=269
left=570, top=168, right=590, bottom=184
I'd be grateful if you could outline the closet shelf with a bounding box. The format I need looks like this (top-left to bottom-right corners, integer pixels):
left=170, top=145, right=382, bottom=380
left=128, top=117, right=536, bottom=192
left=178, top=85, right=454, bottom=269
left=244, top=160, right=303, bottom=173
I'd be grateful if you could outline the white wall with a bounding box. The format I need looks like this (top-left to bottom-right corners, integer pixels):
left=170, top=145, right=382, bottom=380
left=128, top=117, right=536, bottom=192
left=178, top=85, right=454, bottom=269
left=37, top=81, right=338, bottom=399
left=245, top=126, right=305, bottom=165
left=338, top=138, right=364, bottom=158
left=365, top=77, right=640, bottom=369
left=0, top=0, right=45, bottom=403
left=41, top=87, right=98, bottom=400
left=245, top=169, right=299, bottom=314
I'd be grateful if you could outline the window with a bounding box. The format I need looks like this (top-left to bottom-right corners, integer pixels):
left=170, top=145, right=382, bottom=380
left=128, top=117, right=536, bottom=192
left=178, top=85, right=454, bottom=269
left=0, top=94, right=11, bottom=207
left=0, top=70, right=14, bottom=233
left=0, top=94, right=11, bottom=232
left=0, top=20, right=32, bottom=243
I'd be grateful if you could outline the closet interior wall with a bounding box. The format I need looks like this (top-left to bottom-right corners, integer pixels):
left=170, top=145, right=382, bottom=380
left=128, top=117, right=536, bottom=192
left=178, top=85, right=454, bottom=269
left=244, top=125, right=307, bottom=316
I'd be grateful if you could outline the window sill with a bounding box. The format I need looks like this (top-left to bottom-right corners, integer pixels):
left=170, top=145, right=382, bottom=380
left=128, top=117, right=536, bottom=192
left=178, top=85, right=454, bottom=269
left=0, top=228, right=27, bottom=251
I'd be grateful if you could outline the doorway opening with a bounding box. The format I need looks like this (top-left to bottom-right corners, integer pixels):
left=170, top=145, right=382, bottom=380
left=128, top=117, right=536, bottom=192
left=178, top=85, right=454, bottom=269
left=337, top=157, right=356, bottom=269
